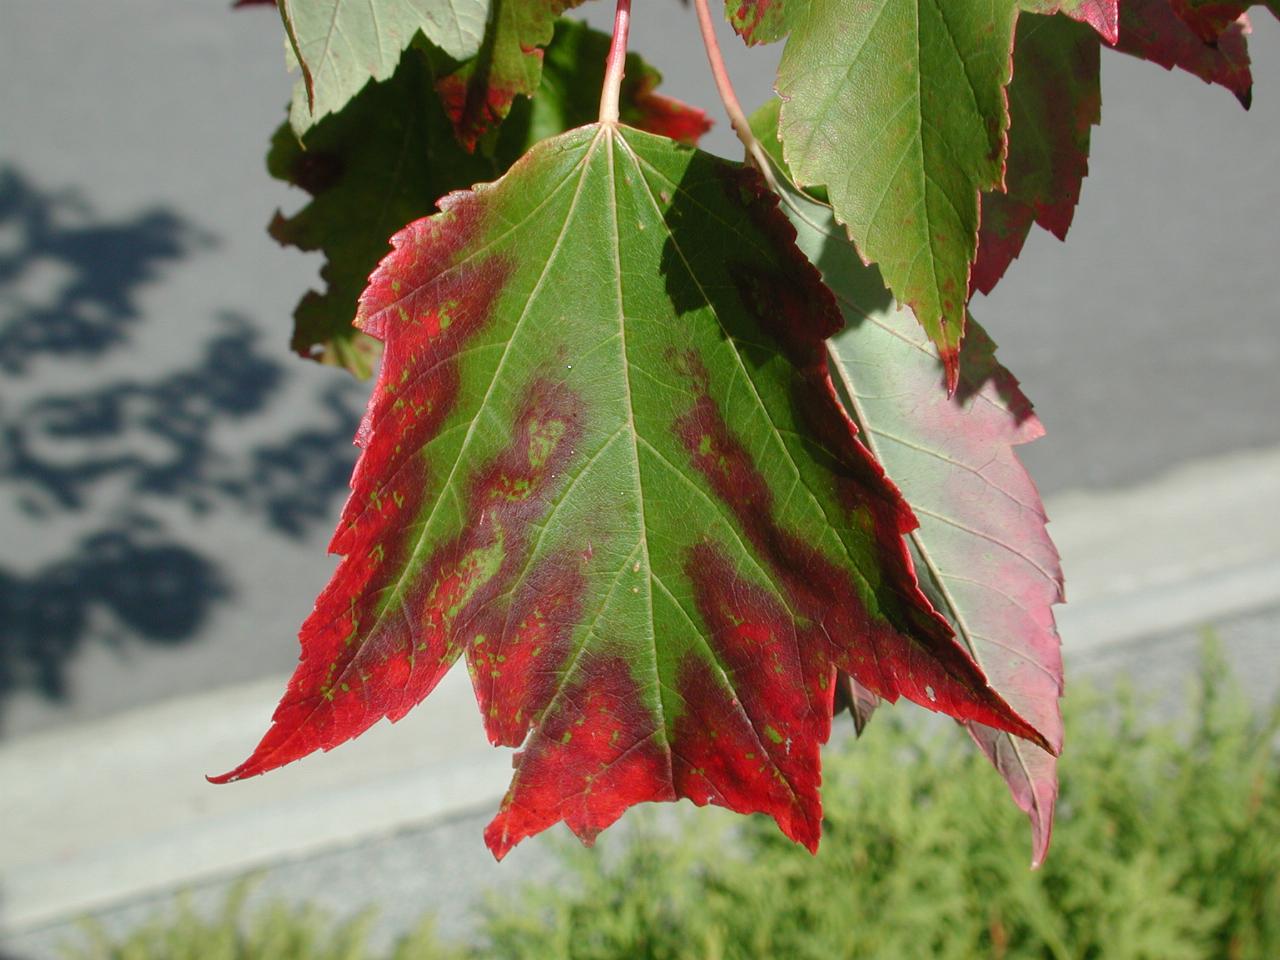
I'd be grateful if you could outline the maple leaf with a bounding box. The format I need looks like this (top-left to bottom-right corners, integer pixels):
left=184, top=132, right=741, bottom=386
left=730, top=0, right=1020, bottom=391
left=972, top=13, right=1101, bottom=297
left=275, top=0, right=490, bottom=134
left=215, top=123, right=1049, bottom=859
left=270, top=22, right=709, bottom=376
left=1115, top=0, right=1254, bottom=106
left=435, top=0, right=591, bottom=150
left=758, top=143, right=1063, bottom=866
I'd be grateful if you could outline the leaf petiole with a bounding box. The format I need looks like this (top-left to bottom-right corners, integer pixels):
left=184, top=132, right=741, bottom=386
left=598, top=0, right=632, bottom=123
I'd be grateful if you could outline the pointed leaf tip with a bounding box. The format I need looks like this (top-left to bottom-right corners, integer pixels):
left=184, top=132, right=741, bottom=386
left=739, top=0, right=999, bottom=379
left=1115, top=0, right=1254, bottom=104
left=942, top=345, right=962, bottom=398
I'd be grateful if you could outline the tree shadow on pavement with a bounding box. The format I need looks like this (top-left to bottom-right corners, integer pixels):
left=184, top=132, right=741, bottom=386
left=0, top=166, right=362, bottom=723
left=0, top=526, right=229, bottom=705
left=0, top=167, right=212, bottom=373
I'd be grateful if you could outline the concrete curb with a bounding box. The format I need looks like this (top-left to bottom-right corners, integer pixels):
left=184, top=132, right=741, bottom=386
left=4, top=446, right=1279, bottom=935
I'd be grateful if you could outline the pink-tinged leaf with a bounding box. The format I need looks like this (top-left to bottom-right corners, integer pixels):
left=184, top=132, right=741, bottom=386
left=1115, top=0, right=1254, bottom=107
left=214, top=124, right=1050, bottom=860
left=1019, top=0, right=1120, bottom=44
left=1168, top=0, right=1278, bottom=44
left=973, top=14, right=1101, bottom=297
left=761, top=150, right=1064, bottom=867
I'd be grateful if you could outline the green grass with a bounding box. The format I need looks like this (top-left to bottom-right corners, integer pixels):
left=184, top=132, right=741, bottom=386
left=67, top=643, right=1279, bottom=960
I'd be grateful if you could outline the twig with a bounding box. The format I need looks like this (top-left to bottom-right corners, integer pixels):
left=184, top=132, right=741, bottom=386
left=691, top=0, right=756, bottom=154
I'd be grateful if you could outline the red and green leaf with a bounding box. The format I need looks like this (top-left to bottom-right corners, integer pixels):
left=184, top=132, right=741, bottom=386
left=435, top=0, right=592, bottom=150
left=270, top=22, right=708, bottom=376
left=216, top=123, right=1049, bottom=859
left=759, top=146, right=1063, bottom=866
left=1115, top=0, right=1254, bottom=106
left=972, top=13, right=1101, bottom=297
left=734, top=0, right=1021, bottom=391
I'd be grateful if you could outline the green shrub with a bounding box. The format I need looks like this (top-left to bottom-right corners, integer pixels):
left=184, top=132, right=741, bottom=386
left=485, top=643, right=1279, bottom=960
left=63, top=890, right=463, bottom=960
left=67, top=643, right=1279, bottom=960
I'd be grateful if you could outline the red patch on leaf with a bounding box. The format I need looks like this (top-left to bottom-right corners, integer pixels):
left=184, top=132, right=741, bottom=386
left=458, top=379, right=591, bottom=748
left=669, top=343, right=1048, bottom=751
left=624, top=78, right=713, bottom=147
left=674, top=546, right=831, bottom=850
left=467, top=553, right=586, bottom=747
left=437, top=71, right=526, bottom=153
left=212, top=193, right=597, bottom=783
left=485, top=654, right=672, bottom=858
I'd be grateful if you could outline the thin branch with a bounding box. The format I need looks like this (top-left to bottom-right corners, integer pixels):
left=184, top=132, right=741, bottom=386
left=599, top=0, right=632, bottom=124
left=691, top=0, right=756, bottom=153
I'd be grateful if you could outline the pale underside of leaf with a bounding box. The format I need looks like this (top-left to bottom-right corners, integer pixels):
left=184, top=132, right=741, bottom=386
left=281, top=0, right=490, bottom=133
left=761, top=154, right=1063, bottom=866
